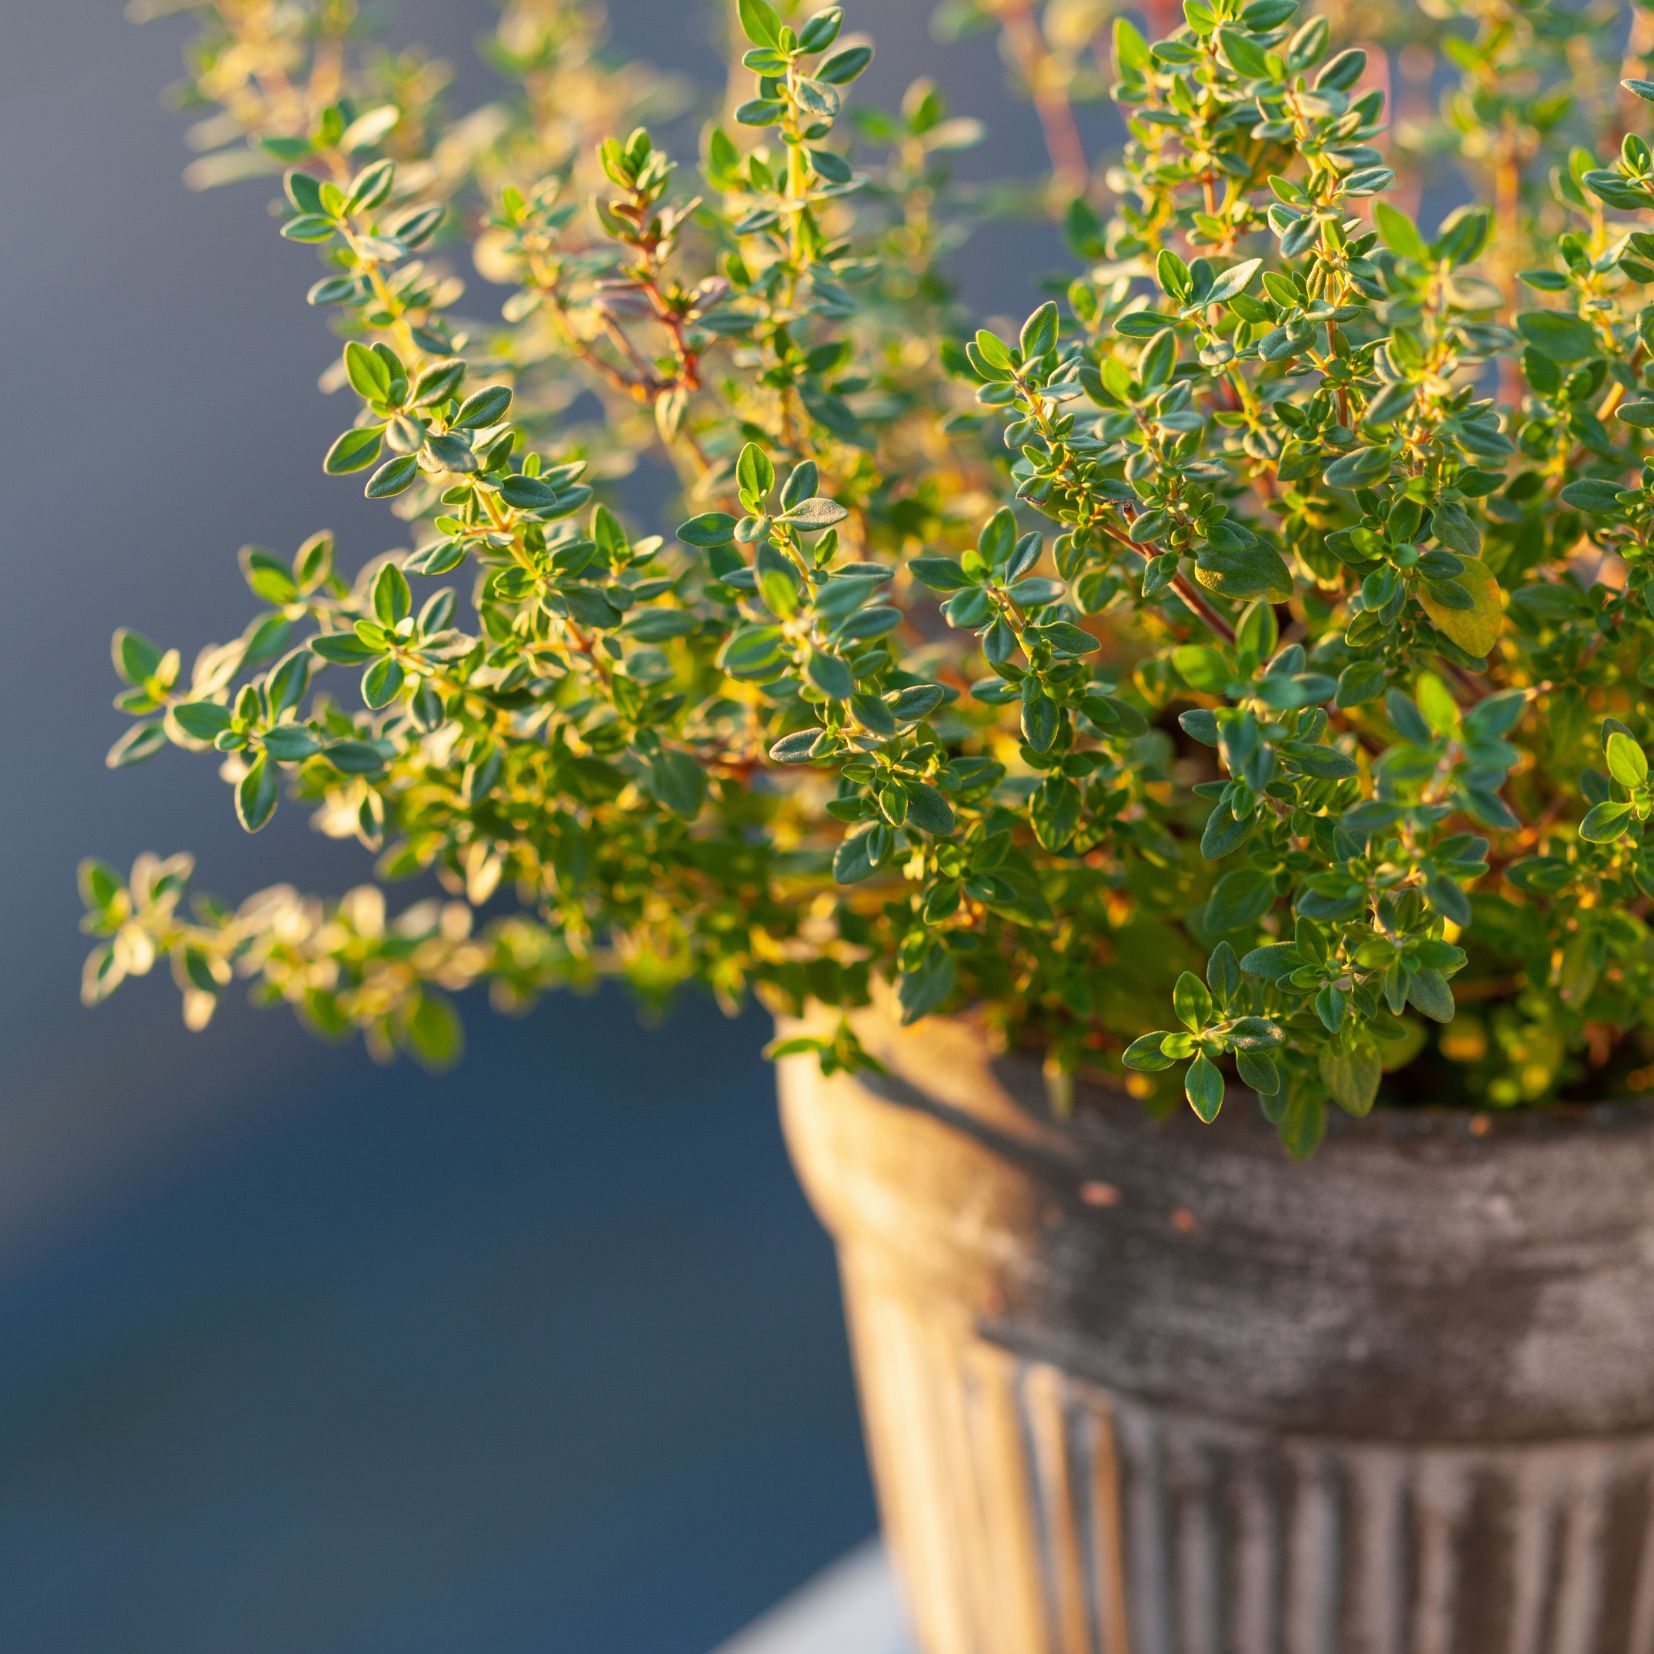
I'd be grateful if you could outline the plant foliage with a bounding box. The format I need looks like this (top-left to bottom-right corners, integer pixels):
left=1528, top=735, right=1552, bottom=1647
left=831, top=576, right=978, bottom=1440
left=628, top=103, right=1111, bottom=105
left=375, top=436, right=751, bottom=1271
left=84, top=0, right=1654, bottom=1150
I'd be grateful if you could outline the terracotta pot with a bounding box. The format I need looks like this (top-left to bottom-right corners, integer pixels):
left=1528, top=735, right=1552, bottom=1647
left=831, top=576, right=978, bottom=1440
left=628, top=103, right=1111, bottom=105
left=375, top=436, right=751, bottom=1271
left=777, top=1011, right=1654, bottom=1654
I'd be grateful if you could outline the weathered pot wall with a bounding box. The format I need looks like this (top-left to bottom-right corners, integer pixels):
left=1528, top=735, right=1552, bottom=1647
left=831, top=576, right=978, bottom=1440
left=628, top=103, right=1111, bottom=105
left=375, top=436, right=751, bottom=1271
left=777, top=1011, right=1654, bottom=1654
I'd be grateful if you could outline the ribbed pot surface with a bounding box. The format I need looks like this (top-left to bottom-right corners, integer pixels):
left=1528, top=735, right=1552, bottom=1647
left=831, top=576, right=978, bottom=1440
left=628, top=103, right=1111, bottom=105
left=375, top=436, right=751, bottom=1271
left=777, top=1011, right=1654, bottom=1654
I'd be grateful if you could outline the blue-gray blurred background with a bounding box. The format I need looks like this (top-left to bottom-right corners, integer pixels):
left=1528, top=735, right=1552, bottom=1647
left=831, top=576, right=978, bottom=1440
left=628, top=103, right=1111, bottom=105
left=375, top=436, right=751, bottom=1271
left=1, top=3, right=1073, bottom=1647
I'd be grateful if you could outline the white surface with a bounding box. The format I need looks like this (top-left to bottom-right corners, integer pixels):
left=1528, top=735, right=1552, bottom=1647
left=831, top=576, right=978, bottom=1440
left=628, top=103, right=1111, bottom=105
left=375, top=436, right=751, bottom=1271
left=714, top=1541, right=910, bottom=1654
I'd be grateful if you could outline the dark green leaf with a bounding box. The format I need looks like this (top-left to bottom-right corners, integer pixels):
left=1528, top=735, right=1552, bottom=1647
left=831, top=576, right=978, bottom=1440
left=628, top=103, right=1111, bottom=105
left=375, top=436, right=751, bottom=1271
left=1122, top=1032, right=1175, bottom=1072
left=1323, top=446, right=1391, bottom=489
left=324, top=426, right=382, bottom=475
left=452, top=385, right=512, bottom=429
left=365, top=454, right=419, bottom=498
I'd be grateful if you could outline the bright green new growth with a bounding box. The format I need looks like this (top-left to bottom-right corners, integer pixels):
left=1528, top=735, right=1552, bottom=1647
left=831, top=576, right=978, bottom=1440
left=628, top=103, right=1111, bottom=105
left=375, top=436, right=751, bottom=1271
left=84, top=0, right=1654, bottom=1152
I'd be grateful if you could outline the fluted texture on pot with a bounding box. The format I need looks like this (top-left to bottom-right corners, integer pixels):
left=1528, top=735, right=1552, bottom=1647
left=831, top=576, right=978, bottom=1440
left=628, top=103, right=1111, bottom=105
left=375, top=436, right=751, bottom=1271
left=842, top=1269, right=1654, bottom=1654
left=778, top=1011, right=1654, bottom=1654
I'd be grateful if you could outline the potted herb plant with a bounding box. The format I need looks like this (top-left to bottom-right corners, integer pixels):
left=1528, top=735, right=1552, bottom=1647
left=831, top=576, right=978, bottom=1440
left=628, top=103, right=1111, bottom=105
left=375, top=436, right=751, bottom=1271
left=87, top=0, right=1654, bottom=1646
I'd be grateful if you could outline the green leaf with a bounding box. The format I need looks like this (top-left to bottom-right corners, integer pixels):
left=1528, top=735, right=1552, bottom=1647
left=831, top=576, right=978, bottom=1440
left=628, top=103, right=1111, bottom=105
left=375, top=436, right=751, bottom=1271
left=1279, top=1095, right=1326, bottom=1161
left=650, top=749, right=708, bottom=820
left=1192, top=538, right=1293, bottom=603
left=365, top=454, right=420, bottom=498
left=1241, top=0, right=1296, bottom=26
left=1581, top=800, right=1635, bottom=842
left=833, top=823, right=887, bottom=884
left=235, top=755, right=278, bottom=832
left=737, top=0, right=782, bottom=47
left=1019, top=301, right=1059, bottom=360
left=1137, top=328, right=1176, bottom=389
left=897, top=945, right=955, bottom=1024
left=1215, top=26, right=1270, bottom=78
left=79, top=859, right=124, bottom=913
left=1406, top=967, right=1456, bottom=1024
left=172, top=701, right=233, bottom=741
left=1185, top=1053, right=1225, bottom=1123
left=324, top=741, right=386, bottom=775
left=797, top=7, right=843, bottom=53
left=1464, top=690, right=1526, bottom=740
left=1319, top=1041, right=1380, bottom=1117
left=372, top=563, right=412, bottom=625
left=1560, top=478, right=1626, bottom=514
left=361, top=656, right=406, bottom=708
left=1239, top=943, right=1301, bottom=981
left=909, top=557, right=972, bottom=591
left=1204, top=867, right=1274, bottom=932
left=1412, top=183, right=1487, bottom=245
left=425, top=432, right=476, bottom=474
left=1235, top=1049, right=1280, bottom=1096
left=1122, top=1032, right=1175, bottom=1072
left=1020, top=681, right=1059, bottom=751
left=1322, top=446, right=1391, bottom=489
left=262, top=725, right=318, bottom=762
left=1607, top=731, right=1649, bottom=788
left=1227, top=1016, right=1284, bottom=1051
left=769, top=729, right=823, bottom=764
left=324, top=426, right=383, bottom=474
left=1037, top=622, right=1100, bottom=657
left=1516, top=310, right=1599, bottom=362
left=1173, top=648, right=1225, bottom=700
left=1173, top=970, right=1213, bottom=1031
left=903, top=780, right=955, bottom=835
left=625, top=609, right=698, bottom=642
left=311, top=632, right=380, bottom=664
left=806, top=648, right=855, bottom=700
left=345, top=156, right=396, bottom=212
left=1156, top=248, right=1190, bottom=302
left=1416, top=671, right=1460, bottom=738
left=1373, top=200, right=1428, bottom=262
left=1113, top=15, right=1150, bottom=77
left=406, top=992, right=463, bottom=1069
left=344, top=340, right=393, bottom=404
left=106, top=723, right=167, bottom=768
left=499, top=475, right=561, bottom=510
left=973, top=329, right=1013, bottom=371
left=817, top=45, right=872, bottom=83
left=1030, top=774, right=1081, bottom=850
left=1310, top=42, right=1363, bottom=87
left=452, top=385, right=512, bottom=428
left=979, top=507, right=1017, bottom=568
left=781, top=496, right=849, bottom=530
left=281, top=213, right=337, bottom=243
left=1340, top=166, right=1395, bottom=198
left=678, top=512, right=738, bottom=547
left=722, top=624, right=786, bottom=679
left=412, top=360, right=466, bottom=405
left=737, top=441, right=775, bottom=504
left=1206, top=940, right=1240, bottom=1003
left=113, top=629, right=163, bottom=683
left=1203, top=257, right=1262, bottom=304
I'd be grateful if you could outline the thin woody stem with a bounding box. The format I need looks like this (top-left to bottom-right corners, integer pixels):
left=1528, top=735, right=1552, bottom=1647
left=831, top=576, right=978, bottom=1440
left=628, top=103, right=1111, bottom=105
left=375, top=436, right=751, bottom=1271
left=997, top=0, right=1089, bottom=198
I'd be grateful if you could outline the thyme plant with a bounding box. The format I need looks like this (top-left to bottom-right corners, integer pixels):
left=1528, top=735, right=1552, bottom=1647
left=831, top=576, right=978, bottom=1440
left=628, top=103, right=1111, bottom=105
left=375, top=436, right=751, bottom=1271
left=84, top=0, right=1654, bottom=1152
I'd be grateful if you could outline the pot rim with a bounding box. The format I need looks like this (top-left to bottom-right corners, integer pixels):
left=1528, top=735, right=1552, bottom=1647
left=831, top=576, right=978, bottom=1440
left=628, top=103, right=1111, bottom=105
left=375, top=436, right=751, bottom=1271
left=810, top=1001, right=1654, bottom=1151
left=1056, top=1049, right=1654, bottom=1148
